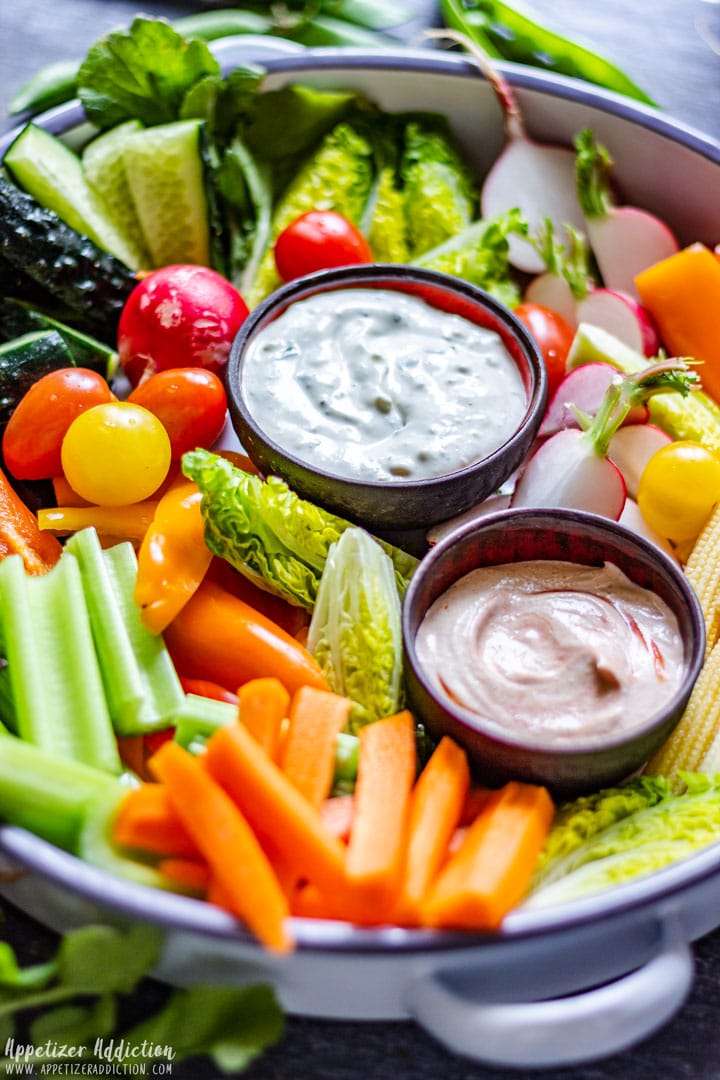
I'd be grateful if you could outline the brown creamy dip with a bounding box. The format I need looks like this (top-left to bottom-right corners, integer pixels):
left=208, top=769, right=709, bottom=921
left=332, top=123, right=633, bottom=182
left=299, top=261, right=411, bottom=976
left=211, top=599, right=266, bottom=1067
left=415, top=560, right=685, bottom=746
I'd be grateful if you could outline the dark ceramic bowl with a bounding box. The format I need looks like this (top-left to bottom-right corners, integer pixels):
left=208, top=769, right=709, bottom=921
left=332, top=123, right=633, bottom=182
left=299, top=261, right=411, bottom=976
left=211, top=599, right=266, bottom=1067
left=226, top=264, right=547, bottom=533
left=402, top=508, right=706, bottom=796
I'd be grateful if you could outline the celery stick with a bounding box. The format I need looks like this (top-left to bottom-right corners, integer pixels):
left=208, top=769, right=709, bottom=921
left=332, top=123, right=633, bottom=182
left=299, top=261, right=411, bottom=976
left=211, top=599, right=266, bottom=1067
left=171, top=693, right=237, bottom=750
left=0, top=553, right=122, bottom=774
left=78, top=786, right=188, bottom=891
left=65, top=528, right=184, bottom=736
left=0, top=733, right=120, bottom=850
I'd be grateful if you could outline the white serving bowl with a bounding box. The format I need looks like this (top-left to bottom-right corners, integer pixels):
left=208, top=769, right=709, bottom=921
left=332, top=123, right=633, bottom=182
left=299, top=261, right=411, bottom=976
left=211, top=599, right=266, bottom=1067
left=1, top=38, right=720, bottom=1070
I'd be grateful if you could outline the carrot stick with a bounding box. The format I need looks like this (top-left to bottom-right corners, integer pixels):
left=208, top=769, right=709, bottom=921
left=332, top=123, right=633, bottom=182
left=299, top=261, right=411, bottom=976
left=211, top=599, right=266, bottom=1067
left=279, top=687, right=352, bottom=807
left=459, top=786, right=494, bottom=827
left=345, top=710, right=416, bottom=920
left=163, top=578, right=329, bottom=697
left=421, top=781, right=555, bottom=932
left=157, top=856, right=211, bottom=893
left=112, top=782, right=199, bottom=859
left=238, top=677, right=290, bottom=760
left=393, top=736, right=470, bottom=926
left=204, top=723, right=348, bottom=898
left=149, top=741, right=292, bottom=952
left=319, top=795, right=355, bottom=843
left=0, top=466, right=62, bottom=574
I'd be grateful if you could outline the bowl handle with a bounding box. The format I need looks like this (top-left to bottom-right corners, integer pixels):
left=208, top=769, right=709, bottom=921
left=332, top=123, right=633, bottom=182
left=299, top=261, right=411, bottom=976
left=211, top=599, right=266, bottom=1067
left=405, top=932, right=694, bottom=1068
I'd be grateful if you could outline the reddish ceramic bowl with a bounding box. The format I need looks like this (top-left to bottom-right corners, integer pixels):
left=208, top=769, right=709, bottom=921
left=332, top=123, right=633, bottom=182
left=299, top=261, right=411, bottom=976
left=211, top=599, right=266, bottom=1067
left=402, top=507, right=705, bottom=796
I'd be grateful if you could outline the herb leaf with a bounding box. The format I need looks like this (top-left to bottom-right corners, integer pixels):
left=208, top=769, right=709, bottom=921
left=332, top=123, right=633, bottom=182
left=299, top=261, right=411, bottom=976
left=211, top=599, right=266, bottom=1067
left=77, top=16, right=221, bottom=129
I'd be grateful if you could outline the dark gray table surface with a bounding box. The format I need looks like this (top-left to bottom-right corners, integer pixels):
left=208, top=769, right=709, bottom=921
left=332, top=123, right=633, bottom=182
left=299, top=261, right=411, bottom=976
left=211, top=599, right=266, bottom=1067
left=1, top=2, right=720, bottom=1078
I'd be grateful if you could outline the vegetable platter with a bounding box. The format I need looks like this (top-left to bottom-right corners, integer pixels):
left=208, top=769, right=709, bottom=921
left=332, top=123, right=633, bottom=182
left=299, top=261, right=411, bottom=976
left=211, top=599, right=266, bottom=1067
left=1, top=26, right=720, bottom=1072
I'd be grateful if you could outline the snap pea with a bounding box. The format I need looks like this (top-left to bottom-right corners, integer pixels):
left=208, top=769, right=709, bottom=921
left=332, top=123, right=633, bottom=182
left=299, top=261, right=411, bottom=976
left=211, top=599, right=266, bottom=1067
left=7, top=58, right=80, bottom=116
left=172, top=9, right=274, bottom=42
left=440, top=0, right=657, bottom=106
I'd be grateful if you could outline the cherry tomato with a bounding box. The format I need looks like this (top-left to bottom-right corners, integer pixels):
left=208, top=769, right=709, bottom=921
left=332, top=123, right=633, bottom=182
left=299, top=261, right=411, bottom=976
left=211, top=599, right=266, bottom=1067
left=2, top=368, right=114, bottom=480
left=61, top=402, right=172, bottom=506
left=637, top=440, right=720, bottom=543
left=118, top=265, right=249, bottom=387
left=513, top=302, right=575, bottom=397
left=127, top=368, right=228, bottom=459
left=274, top=210, right=373, bottom=283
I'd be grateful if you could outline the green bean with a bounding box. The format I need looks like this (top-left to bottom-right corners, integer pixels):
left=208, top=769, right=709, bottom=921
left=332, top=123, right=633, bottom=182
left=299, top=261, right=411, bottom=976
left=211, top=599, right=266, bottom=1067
left=7, top=58, right=81, bottom=116
left=440, top=0, right=657, bottom=106
left=172, top=9, right=274, bottom=43
left=322, top=0, right=413, bottom=31
left=284, top=14, right=397, bottom=48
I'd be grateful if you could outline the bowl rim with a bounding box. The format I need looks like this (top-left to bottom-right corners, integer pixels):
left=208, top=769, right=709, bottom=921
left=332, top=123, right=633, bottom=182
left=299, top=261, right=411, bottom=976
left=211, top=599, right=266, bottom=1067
left=402, top=506, right=706, bottom=755
left=226, top=263, right=547, bottom=496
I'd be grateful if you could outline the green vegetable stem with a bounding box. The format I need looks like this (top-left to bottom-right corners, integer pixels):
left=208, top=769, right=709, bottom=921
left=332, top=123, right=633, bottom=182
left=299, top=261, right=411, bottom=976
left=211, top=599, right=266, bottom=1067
left=439, top=0, right=658, bottom=106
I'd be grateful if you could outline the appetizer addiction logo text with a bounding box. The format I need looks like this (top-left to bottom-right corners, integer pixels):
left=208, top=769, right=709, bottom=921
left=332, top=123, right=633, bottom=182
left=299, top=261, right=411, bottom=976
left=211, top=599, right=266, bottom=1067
left=3, top=1036, right=175, bottom=1074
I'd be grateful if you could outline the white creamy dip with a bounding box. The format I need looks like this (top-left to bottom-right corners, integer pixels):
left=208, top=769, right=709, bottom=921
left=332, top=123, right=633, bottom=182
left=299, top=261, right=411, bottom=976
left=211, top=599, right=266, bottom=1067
left=241, top=288, right=527, bottom=483
left=415, top=560, right=685, bottom=747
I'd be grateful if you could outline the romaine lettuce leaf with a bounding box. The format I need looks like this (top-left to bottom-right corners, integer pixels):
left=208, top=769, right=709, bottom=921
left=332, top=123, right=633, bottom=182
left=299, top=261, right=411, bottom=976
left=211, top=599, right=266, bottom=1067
left=307, top=528, right=403, bottom=731
left=400, top=119, right=477, bottom=257
left=181, top=450, right=418, bottom=610
left=362, top=165, right=410, bottom=263
left=414, top=209, right=528, bottom=307
left=525, top=773, right=720, bottom=908
left=245, top=120, right=375, bottom=306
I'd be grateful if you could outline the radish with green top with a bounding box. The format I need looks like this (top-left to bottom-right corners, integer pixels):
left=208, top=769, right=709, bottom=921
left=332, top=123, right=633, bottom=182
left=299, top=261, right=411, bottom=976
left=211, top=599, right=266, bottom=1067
left=524, top=221, right=595, bottom=326
left=574, top=128, right=679, bottom=300
left=426, top=29, right=585, bottom=275
left=538, top=361, right=649, bottom=439
left=512, top=360, right=698, bottom=519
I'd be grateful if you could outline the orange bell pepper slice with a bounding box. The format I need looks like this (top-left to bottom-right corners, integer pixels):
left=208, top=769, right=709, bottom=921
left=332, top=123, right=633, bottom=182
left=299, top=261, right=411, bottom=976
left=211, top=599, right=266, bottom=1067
left=134, top=481, right=213, bottom=634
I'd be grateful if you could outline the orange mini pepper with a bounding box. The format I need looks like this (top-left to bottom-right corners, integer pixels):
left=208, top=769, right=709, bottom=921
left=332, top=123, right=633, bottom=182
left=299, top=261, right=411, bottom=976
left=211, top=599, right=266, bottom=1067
left=134, top=481, right=213, bottom=634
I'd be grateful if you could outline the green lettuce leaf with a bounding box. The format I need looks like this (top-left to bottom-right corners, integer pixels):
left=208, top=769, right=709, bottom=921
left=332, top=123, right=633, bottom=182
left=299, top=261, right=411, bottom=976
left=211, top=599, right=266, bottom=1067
left=400, top=118, right=477, bottom=257
left=182, top=450, right=418, bottom=610
left=525, top=773, right=720, bottom=909
left=76, top=16, right=222, bottom=130
left=414, top=209, right=528, bottom=307
left=246, top=119, right=375, bottom=306
left=308, top=528, right=403, bottom=731
left=362, top=164, right=410, bottom=262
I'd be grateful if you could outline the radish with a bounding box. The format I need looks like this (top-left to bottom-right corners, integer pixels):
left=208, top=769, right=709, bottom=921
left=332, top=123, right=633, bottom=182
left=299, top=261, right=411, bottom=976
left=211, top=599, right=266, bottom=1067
left=609, top=423, right=673, bottom=499
left=512, top=360, right=698, bottom=519
left=574, top=129, right=679, bottom=300
left=575, top=287, right=660, bottom=357
left=524, top=221, right=595, bottom=326
left=117, top=264, right=249, bottom=387
left=619, top=498, right=679, bottom=562
left=539, top=362, right=648, bottom=439
left=426, top=29, right=585, bottom=275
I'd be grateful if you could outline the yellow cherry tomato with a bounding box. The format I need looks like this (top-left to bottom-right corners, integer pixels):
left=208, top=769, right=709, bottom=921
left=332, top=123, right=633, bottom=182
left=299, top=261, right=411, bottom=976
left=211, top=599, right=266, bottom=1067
left=637, top=440, right=720, bottom=543
left=61, top=402, right=171, bottom=506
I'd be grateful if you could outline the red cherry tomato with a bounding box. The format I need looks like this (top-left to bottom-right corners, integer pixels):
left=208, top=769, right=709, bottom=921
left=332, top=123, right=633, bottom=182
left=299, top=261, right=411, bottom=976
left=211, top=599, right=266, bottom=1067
left=513, top=302, right=575, bottom=398
left=274, top=210, right=373, bottom=283
left=118, top=265, right=249, bottom=387
left=179, top=677, right=240, bottom=705
left=128, top=368, right=228, bottom=459
left=2, top=367, right=114, bottom=480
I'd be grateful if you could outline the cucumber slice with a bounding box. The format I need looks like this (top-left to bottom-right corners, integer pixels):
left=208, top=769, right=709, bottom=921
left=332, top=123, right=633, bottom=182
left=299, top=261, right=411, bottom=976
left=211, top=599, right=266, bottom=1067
left=0, top=329, right=73, bottom=426
left=2, top=123, right=143, bottom=269
left=0, top=297, right=118, bottom=379
left=82, top=120, right=152, bottom=270
left=122, top=119, right=211, bottom=267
